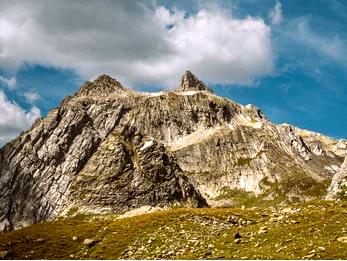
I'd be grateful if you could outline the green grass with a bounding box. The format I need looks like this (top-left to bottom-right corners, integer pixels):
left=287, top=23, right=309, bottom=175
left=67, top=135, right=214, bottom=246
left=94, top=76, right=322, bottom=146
left=0, top=201, right=347, bottom=259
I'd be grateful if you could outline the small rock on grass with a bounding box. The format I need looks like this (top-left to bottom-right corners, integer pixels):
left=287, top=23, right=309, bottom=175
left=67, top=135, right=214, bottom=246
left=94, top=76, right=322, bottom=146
left=36, top=238, right=45, bottom=243
left=234, top=238, right=242, bottom=244
left=317, top=246, right=325, bottom=252
left=0, top=250, right=13, bottom=260
left=337, top=236, right=347, bottom=243
left=303, top=253, right=315, bottom=259
left=83, top=238, right=96, bottom=247
left=258, top=226, right=268, bottom=234
left=72, top=236, right=78, bottom=241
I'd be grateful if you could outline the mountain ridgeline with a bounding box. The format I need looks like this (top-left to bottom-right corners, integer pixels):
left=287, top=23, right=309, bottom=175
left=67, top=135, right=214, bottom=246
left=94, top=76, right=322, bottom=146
left=0, top=71, right=346, bottom=231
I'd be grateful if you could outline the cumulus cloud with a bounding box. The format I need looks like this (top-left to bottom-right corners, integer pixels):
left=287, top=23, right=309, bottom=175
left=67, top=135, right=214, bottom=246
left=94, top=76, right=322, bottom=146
left=147, top=7, right=273, bottom=85
left=269, top=0, right=283, bottom=25
left=23, top=90, right=40, bottom=104
left=0, top=76, right=16, bottom=89
left=0, top=0, right=274, bottom=87
left=0, top=90, right=40, bottom=146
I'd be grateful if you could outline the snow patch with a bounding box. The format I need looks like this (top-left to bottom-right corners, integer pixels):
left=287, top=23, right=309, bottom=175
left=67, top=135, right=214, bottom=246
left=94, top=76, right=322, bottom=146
left=140, top=140, right=154, bottom=151
left=253, top=122, right=263, bottom=129
left=148, top=92, right=165, bottom=97
left=178, top=91, right=199, bottom=96
left=337, top=140, right=347, bottom=149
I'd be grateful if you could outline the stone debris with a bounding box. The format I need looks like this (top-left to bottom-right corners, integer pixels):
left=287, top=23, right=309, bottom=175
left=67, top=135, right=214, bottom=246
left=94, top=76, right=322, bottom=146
left=337, top=236, right=347, bottom=243
left=258, top=226, right=268, bottom=234
left=234, top=238, right=242, bottom=244
left=36, top=238, right=45, bottom=243
left=317, top=246, right=326, bottom=252
left=83, top=239, right=96, bottom=247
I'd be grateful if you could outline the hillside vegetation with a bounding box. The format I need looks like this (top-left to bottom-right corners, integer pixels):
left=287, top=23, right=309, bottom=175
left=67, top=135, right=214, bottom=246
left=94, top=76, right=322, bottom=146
left=0, top=200, right=346, bottom=260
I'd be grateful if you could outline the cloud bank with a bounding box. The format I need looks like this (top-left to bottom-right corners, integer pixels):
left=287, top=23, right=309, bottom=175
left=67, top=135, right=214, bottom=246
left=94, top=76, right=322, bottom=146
left=0, top=0, right=274, bottom=87
left=0, top=90, right=41, bottom=146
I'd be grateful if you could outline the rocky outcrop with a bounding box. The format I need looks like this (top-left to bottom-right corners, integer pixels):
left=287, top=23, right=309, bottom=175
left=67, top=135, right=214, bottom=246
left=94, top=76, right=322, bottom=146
left=326, top=157, right=347, bottom=200
left=0, top=71, right=345, bottom=231
left=170, top=122, right=342, bottom=205
left=64, top=125, right=206, bottom=215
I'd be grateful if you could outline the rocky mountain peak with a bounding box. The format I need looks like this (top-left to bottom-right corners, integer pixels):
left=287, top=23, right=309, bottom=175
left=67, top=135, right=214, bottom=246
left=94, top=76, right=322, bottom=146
left=76, top=74, right=125, bottom=97
left=176, top=71, right=213, bottom=93
left=93, top=74, right=121, bottom=85
left=0, top=70, right=346, bottom=232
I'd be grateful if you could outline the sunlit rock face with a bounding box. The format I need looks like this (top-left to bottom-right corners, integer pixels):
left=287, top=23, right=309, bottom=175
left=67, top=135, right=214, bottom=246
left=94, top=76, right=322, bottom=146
left=326, top=157, right=347, bottom=200
left=0, top=71, right=345, bottom=231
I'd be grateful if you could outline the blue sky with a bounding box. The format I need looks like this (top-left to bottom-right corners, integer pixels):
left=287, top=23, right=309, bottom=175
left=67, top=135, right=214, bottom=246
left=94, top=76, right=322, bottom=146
left=0, top=0, right=347, bottom=145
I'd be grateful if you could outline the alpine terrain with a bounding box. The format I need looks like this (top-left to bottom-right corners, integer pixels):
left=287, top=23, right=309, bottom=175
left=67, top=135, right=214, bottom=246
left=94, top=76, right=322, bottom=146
left=0, top=71, right=346, bottom=259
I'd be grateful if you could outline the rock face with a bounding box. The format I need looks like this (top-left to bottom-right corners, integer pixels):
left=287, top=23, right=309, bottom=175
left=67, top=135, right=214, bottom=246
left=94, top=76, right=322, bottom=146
left=326, top=156, right=347, bottom=200
left=0, top=71, right=345, bottom=231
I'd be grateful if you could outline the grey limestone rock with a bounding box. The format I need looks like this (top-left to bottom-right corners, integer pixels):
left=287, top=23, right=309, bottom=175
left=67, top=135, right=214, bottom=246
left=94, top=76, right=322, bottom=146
left=326, top=156, right=347, bottom=200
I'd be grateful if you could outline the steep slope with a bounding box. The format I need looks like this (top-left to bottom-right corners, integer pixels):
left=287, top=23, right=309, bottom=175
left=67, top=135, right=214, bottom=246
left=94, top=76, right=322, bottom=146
left=170, top=122, right=345, bottom=206
left=326, top=156, right=347, bottom=200
left=0, top=71, right=345, bottom=231
left=0, top=74, right=207, bottom=231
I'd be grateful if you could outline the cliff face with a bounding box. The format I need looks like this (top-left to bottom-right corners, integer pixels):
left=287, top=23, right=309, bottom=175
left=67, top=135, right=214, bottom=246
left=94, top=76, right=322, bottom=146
left=326, top=156, right=347, bottom=200
left=0, top=71, right=345, bottom=231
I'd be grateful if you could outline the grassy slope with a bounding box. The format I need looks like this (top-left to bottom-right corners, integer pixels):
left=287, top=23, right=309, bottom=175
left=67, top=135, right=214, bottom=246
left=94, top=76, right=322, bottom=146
left=0, top=201, right=347, bottom=260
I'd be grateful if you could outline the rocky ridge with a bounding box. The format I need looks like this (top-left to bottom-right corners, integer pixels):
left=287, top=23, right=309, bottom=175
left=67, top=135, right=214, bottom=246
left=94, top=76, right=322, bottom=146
left=0, top=70, right=346, bottom=231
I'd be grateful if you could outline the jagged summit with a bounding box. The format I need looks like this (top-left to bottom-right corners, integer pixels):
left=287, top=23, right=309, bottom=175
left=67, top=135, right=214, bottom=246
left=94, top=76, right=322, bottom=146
left=76, top=74, right=125, bottom=97
left=77, top=71, right=212, bottom=98
left=176, top=71, right=213, bottom=93
left=93, top=74, right=121, bottom=86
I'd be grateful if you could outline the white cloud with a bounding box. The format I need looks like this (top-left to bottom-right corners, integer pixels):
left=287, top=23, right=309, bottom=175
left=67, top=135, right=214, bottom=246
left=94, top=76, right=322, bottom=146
left=0, top=90, right=40, bottom=146
left=154, top=6, right=185, bottom=27
left=0, top=1, right=274, bottom=87
left=23, top=90, right=40, bottom=104
left=0, top=76, right=16, bottom=89
left=145, top=7, right=274, bottom=86
left=269, top=0, right=283, bottom=25
left=287, top=18, right=347, bottom=63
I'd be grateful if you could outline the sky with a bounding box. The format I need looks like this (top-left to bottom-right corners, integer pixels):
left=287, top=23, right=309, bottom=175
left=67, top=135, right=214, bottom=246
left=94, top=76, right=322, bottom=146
left=0, top=0, right=347, bottom=146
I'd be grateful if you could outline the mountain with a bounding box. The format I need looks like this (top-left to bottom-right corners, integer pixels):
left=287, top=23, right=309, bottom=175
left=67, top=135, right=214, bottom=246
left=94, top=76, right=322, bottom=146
left=0, top=71, right=346, bottom=231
